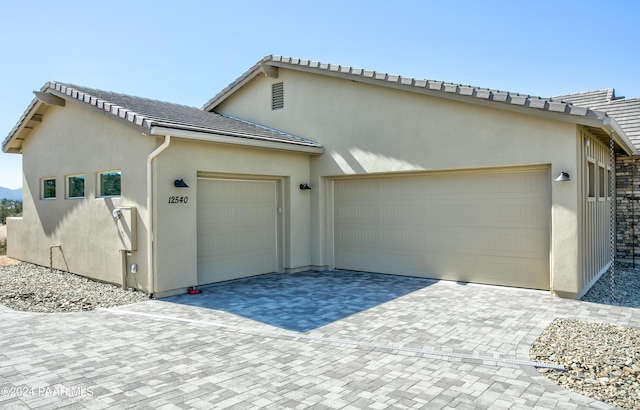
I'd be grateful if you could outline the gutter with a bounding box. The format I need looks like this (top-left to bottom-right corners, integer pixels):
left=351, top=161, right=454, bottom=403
left=603, top=117, right=637, bottom=156
left=149, top=125, right=324, bottom=155
left=146, top=135, right=171, bottom=298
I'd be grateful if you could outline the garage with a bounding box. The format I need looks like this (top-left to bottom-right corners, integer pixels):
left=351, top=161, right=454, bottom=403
left=333, top=167, right=550, bottom=289
left=197, top=178, right=278, bottom=285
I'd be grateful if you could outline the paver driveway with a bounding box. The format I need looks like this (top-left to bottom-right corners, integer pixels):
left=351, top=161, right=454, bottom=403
left=1, top=270, right=638, bottom=409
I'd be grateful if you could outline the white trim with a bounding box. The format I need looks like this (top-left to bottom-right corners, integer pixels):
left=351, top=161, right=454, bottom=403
left=40, top=176, right=57, bottom=200
left=97, top=169, right=122, bottom=198
left=66, top=173, right=85, bottom=199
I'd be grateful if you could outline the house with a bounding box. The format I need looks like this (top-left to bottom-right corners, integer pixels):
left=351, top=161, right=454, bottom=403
left=2, top=55, right=637, bottom=298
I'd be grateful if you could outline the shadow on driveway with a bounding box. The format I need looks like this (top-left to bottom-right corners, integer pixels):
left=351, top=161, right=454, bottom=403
left=162, top=270, right=436, bottom=332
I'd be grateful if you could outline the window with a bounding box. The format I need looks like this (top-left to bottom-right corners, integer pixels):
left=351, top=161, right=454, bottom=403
left=598, top=165, right=606, bottom=199
left=42, top=178, right=56, bottom=199
left=587, top=161, right=595, bottom=198
left=271, top=82, right=284, bottom=110
left=67, top=175, right=85, bottom=198
left=99, top=170, right=121, bottom=197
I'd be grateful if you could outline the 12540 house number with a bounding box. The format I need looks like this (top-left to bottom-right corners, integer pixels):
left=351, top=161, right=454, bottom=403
left=168, top=196, right=189, bottom=204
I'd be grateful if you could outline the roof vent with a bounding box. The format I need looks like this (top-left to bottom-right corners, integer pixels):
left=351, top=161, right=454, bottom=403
left=272, top=82, right=284, bottom=110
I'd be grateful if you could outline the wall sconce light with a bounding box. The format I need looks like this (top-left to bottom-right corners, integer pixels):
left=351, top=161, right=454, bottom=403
left=554, top=172, right=571, bottom=182
left=299, top=183, right=311, bottom=190
left=584, top=138, right=590, bottom=147
left=174, top=179, right=189, bottom=188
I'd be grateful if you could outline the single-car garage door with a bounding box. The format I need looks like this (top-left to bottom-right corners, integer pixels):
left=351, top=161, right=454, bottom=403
left=197, top=178, right=277, bottom=285
left=333, top=167, right=550, bottom=289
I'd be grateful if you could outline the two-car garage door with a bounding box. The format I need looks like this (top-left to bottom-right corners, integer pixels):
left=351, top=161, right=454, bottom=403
left=333, top=167, right=550, bottom=290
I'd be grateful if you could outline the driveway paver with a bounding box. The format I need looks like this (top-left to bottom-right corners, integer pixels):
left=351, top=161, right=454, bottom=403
left=0, top=270, right=637, bottom=409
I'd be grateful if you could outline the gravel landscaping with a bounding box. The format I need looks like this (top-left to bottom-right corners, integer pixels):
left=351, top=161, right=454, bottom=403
left=0, top=262, right=147, bottom=312
left=530, top=262, right=640, bottom=410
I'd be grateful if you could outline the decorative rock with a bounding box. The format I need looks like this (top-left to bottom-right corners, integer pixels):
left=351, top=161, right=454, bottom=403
left=0, top=262, right=148, bottom=312
left=531, top=317, right=640, bottom=410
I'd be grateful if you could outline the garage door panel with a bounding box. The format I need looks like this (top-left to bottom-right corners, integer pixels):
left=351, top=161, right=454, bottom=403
left=197, top=179, right=277, bottom=285
left=334, top=169, right=550, bottom=290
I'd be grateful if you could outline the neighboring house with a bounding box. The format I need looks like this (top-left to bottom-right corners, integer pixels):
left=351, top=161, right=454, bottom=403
left=2, top=55, right=638, bottom=298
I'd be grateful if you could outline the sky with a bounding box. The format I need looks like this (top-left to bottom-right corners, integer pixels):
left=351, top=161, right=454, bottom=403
left=0, top=0, right=638, bottom=190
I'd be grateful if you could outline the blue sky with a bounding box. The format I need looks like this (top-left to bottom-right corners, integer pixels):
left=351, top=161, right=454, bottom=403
left=1, top=0, right=638, bottom=190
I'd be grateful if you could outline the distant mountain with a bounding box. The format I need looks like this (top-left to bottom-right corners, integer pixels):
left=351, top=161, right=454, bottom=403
left=0, top=187, right=22, bottom=201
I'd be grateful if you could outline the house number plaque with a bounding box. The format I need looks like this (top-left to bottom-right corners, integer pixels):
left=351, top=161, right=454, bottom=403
left=168, top=196, right=189, bottom=204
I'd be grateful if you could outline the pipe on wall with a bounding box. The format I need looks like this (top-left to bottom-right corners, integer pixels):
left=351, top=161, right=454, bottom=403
left=49, top=245, right=61, bottom=272
left=146, top=135, right=171, bottom=298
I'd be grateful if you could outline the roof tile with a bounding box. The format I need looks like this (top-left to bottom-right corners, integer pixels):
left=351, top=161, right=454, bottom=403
left=198, top=55, right=635, bottom=152
left=400, top=77, right=414, bottom=86
left=2, top=82, right=322, bottom=152
left=443, top=83, right=458, bottom=93
left=413, top=79, right=427, bottom=88
left=474, top=89, right=491, bottom=99
left=427, top=81, right=443, bottom=91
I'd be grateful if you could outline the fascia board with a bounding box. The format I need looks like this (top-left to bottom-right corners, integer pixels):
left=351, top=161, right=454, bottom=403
left=2, top=98, right=42, bottom=154
left=265, top=61, right=618, bottom=129
left=202, top=66, right=264, bottom=111
left=149, top=126, right=324, bottom=155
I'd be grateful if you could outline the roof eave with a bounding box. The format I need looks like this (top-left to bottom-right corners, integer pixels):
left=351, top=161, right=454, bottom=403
left=203, top=57, right=618, bottom=127
left=47, top=86, right=154, bottom=133
left=202, top=55, right=273, bottom=111
left=149, top=125, right=324, bottom=155
left=603, top=117, right=637, bottom=156
left=2, top=96, right=44, bottom=154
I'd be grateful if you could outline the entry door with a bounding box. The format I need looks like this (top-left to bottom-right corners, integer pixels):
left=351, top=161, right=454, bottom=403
left=197, top=178, right=277, bottom=284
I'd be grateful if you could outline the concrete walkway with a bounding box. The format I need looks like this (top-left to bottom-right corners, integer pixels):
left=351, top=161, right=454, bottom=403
left=1, top=271, right=638, bottom=409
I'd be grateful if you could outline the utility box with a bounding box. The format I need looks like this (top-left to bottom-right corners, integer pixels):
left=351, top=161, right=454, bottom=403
left=115, top=207, right=137, bottom=251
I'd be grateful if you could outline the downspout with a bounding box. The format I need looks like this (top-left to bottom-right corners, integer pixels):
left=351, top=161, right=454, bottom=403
left=146, top=135, right=171, bottom=298
left=633, top=156, right=636, bottom=266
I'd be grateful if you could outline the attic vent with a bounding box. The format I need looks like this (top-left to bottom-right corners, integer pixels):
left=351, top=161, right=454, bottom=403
left=272, top=82, right=284, bottom=110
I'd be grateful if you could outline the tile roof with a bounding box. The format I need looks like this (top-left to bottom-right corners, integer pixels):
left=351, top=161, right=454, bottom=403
left=552, top=88, right=621, bottom=106
left=552, top=89, right=640, bottom=148
left=3, top=81, right=322, bottom=154
left=202, top=55, right=636, bottom=155
left=203, top=55, right=604, bottom=122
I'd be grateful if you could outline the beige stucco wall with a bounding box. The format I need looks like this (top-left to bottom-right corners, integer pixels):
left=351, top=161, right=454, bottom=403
left=215, top=68, right=583, bottom=296
left=152, top=139, right=311, bottom=295
left=8, top=102, right=154, bottom=289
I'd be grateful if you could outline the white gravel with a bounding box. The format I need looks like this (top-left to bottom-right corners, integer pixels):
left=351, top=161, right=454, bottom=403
left=530, top=262, right=640, bottom=410
left=0, top=262, right=148, bottom=312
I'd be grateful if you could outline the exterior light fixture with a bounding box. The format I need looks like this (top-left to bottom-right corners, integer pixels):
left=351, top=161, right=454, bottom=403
left=554, top=172, right=571, bottom=182
left=174, top=179, right=189, bottom=188
left=299, top=183, right=311, bottom=190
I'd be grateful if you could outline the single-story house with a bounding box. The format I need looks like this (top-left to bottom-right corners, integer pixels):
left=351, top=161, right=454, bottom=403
left=3, top=55, right=638, bottom=298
